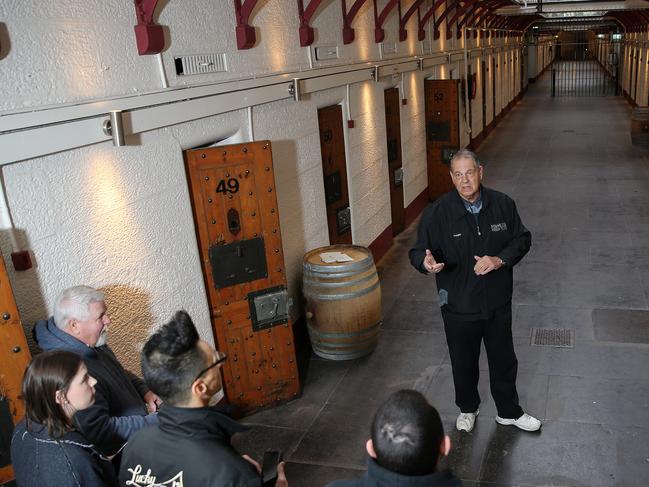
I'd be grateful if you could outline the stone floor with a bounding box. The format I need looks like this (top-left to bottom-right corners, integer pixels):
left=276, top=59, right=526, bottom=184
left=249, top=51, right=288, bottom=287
left=233, top=71, right=649, bottom=486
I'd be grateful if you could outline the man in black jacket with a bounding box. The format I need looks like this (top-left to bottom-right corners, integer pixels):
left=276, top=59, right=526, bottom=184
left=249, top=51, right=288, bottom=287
left=326, top=390, right=461, bottom=487
left=409, top=149, right=541, bottom=433
left=119, top=310, right=288, bottom=487
left=33, top=285, right=159, bottom=457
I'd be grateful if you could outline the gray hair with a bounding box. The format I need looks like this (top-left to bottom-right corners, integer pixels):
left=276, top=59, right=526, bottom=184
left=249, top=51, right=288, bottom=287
left=53, top=286, right=105, bottom=330
left=450, top=149, right=481, bottom=170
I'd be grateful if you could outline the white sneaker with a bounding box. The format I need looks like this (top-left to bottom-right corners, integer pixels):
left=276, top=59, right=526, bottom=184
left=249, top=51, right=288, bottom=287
left=496, top=413, right=542, bottom=432
left=456, top=410, right=479, bottom=432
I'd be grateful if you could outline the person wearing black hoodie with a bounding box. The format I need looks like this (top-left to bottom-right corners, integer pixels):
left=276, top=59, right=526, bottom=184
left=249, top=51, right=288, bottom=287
left=118, top=310, right=288, bottom=487
left=33, top=285, right=159, bottom=457
left=326, top=390, right=462, bottom=487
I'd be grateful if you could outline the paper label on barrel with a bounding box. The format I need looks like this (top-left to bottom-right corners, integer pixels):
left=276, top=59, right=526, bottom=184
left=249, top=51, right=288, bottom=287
left=320, top=252, right=354, bottom=263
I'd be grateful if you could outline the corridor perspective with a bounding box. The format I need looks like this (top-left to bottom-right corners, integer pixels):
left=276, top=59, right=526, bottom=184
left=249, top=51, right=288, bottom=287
left=236, top=71, right=649, bottom=487
left=4, top=2, right=649, bottom=487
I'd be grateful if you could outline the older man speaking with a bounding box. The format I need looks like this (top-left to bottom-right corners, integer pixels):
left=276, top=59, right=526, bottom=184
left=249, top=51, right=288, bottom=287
left=409, top=149, right=540, bottom=433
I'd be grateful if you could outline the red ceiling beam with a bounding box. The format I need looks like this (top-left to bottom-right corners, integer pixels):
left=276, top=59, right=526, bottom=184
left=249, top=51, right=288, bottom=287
left=235, top=0, right=259, bottom=49
left=374, top=0, right=400, bottom=43
left=469, top=0, right=509, bottom=38
left=446, top=0, right=480, bottom=39
left=420, top=0, right=447, bottom=39
left=446, top=0, right=481, bottom=39
left=399, top=0, right=427, bottom=41
left=444, top=0, right=464, bottom=39
left=456, top=0, right=486, bottom=37
left=297, top=0, right=323, bottom=46
left=342, top=0, right=370, bottom=44
left=418, top=2, right=437, bottom=40
left=488, top=14, right=509, bottom=36
left=471, top=2, right=506, bottom=38
left=133, top=0, right=165, bottom=55
left=471, top=0, right=498, bottom=37
left=417, top=2, right=434, bottom=40
left=434, top=0, right=453, bottom=36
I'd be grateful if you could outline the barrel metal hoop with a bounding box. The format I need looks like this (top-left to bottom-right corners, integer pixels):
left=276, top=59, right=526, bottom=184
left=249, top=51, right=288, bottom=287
left=303, top=256, right=373, bottom=274
left=303, top=272, right=377, bottom=289
left=304, top=265, right=374, bottom=279
left=307, top=321, right=381, bottom=339
left=303, top=280, right=380, bottom=301
left=312, top=346, right=377, bottom=360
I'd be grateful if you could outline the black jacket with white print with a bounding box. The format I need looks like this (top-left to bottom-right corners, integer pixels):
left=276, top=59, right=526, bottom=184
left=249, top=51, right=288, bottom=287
left=119, top=404, right=261, bottom=487
left=409, top=186, right=531, bottom=321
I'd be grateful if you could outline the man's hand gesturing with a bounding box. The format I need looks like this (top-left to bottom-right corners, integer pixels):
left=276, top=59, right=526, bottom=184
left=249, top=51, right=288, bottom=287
left=424, top=249, right=445, bottom=274
left=473, top=255, right=504, bottom=275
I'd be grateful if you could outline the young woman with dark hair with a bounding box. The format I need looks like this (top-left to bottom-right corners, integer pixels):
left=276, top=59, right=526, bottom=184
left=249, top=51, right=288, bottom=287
left=10, top=350, right=118, bottom=487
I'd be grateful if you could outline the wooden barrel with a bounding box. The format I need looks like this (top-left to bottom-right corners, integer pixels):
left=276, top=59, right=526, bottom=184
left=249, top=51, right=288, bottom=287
left=303, top=245, right=382, bottom=360
left=631, top=107, right=649, bottom=146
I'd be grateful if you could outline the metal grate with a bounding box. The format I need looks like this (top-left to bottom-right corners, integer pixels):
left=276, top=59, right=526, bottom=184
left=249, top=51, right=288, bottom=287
left=530, top=328, right=574, bottom=348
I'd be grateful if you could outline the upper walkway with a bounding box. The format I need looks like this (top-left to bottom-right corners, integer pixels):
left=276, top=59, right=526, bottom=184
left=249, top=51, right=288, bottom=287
left=236, top=69, right=649, bottom=487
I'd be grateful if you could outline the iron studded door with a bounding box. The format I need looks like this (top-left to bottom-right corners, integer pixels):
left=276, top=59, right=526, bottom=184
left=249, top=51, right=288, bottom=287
left=317, top=105, right=352, bottom=245
left=384, top=88, right=405, bottom=236
left=0, top=256, right=31, bottom=484
left=424, top=79, right=459, bottom=200
left=185, top=141, right=300, bottom=414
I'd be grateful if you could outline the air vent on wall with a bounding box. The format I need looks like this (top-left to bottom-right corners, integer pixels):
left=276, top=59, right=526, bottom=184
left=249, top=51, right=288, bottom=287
left=174, top=53, right=227, bottom=76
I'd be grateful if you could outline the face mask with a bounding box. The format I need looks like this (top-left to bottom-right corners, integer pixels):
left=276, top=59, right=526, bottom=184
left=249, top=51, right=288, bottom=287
left=208, top=387, right=224, bottom=406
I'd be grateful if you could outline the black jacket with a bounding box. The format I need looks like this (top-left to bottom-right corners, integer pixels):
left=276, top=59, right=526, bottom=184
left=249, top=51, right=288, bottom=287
left=118, top=404, right=261, bottom=487
left=326, top=457, right=462, bottom=487
left=409, top=187, right=531, bottom=320
left=33, top=317, right=158, bottom=456
left=11, top=419, right=118, bottom=487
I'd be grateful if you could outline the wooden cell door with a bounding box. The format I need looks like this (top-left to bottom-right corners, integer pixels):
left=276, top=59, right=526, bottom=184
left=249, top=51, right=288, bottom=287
left=185, top=141, right=300, bottom=415
left=0, top=257, right=31, bottom=484
left=384, top=88, right=405, bottom=236
left=424, top=79, right=459, bottom=200
left=317, top=105, right=352, bottom=245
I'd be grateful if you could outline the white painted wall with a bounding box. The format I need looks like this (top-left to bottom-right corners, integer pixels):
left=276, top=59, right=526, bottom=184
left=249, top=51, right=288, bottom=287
left=0, top=1, right=525, bottom=372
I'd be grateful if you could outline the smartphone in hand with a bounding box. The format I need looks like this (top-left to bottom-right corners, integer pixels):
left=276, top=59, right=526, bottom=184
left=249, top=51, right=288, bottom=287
left=261, top=450, right=282, bottom=487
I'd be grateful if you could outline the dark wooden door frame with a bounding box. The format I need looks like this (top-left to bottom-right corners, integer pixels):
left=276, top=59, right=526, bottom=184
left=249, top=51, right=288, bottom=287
left=317, top=104, right=353, bottom=245
left=384, top=87, right=405, bottom=236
